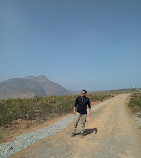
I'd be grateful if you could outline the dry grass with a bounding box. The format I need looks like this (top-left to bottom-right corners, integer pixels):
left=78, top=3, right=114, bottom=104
left=128, top=93, right=141, bottom=113
left=0, top=92, right=112, bottom=144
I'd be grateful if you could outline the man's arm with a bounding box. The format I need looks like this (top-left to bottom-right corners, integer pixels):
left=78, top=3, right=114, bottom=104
left=88, top=98, right=92, bottom=117
left=73, top=97, right=78, bottom=115
left=73, top=107, right=77, bottom=115
left=89, top=108, right=92, bottom=117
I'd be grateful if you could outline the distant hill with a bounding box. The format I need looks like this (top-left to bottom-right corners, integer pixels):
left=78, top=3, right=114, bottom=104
left=0, top=75, right=73, bottom=99
left=101, top=88, right=141, bottom=94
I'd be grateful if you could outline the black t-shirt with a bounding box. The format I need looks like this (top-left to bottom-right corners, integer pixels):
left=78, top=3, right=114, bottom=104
left=74, top=96, right=91, bottom=114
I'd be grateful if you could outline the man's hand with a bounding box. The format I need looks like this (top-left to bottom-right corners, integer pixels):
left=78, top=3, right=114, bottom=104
left=89, top=108, right=92, bottom=117
left=73, top=110, right=76, bottom=116
left=73, top=107, right=76, bottom=116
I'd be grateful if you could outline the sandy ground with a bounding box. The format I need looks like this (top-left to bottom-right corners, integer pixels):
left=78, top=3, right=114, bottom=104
left=10, top=94, right=141, bottom=158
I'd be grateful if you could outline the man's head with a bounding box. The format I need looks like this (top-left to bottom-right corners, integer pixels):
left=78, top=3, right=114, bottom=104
left=81, top=89, right=87, bottom=97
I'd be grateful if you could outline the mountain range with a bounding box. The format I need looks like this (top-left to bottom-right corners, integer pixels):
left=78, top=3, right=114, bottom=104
left=0, top=75, right=74, bottom=99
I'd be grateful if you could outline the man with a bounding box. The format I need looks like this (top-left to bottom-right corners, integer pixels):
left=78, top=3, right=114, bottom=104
left=72, top=90, right=91, bottom=137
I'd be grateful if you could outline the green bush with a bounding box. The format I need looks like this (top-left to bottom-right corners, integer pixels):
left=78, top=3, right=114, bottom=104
left=128, top=93, right=141, bottom=113
left=0, top=92, right=111, bottom=126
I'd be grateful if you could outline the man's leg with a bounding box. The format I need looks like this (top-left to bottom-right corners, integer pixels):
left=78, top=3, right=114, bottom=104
left=80, top=114, right=87, bottom=134
left=72, top=112, right=81, bottom=134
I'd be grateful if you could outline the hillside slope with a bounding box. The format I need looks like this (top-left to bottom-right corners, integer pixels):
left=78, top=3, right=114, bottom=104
left=0, top=75, right=71, bottom=99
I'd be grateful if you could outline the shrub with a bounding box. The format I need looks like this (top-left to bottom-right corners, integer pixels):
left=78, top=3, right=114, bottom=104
left=0, top=92, right=111, bottom=127
left=128, top=93, right=141, bottom=113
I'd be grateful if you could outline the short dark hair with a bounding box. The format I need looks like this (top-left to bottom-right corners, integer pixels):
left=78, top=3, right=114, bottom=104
left=82, top=89, right=87, bottom=94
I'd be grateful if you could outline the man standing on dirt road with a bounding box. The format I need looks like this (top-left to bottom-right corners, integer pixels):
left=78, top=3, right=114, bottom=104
left=72, top=90, right=91, bottom=137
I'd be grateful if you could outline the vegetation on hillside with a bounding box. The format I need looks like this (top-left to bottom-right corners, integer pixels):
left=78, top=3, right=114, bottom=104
left=0, top=92, right=111, bottom=127
left=102, top=88, right=140, bottom=94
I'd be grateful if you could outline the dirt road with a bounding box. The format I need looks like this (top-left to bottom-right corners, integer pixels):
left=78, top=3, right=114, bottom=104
left=11, top=94, right=141, bottom=158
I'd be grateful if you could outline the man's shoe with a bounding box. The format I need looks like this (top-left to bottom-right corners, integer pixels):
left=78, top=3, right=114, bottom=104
left=71, top=132, right=75, bottom=137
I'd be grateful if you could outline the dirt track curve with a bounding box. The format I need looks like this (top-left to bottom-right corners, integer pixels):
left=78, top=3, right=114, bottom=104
left=11, top=94, right=141, bottom=158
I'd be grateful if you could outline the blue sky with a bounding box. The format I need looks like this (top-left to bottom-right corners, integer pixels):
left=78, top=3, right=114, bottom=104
left=0, top=0, right=141, bottom=91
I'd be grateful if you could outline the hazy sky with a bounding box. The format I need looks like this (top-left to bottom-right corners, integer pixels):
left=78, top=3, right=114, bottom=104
left=0, top=0, right=141, bottom=91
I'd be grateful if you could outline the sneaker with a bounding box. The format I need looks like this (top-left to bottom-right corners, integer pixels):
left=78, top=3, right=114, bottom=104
left=71, top=132, right=75, bottom=137
left=94, top=130, right=96, bottom=134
